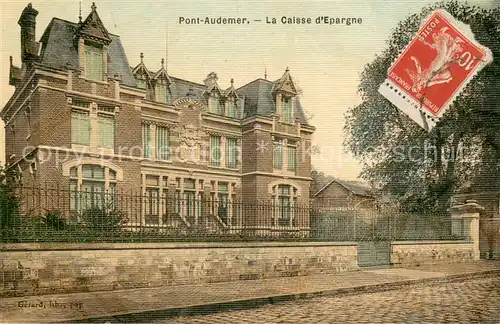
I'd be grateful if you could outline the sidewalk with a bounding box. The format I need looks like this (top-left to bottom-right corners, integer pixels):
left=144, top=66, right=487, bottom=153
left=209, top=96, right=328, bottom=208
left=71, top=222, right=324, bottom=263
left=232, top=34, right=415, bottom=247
left=2, top=261, right=500, bottom=323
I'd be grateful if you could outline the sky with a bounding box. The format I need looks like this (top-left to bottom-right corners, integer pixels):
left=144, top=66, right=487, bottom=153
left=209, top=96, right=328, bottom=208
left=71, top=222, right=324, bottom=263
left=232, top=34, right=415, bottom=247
left=0, top=0, right=497, bottom=179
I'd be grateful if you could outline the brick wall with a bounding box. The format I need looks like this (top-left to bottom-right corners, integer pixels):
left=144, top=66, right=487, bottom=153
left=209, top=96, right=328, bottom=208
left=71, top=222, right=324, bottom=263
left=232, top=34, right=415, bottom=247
left=39, top=88, right=71, bottom=148
left=0, top=242, right=359, bottom=297
left=115, top=102, right=142, bottom=157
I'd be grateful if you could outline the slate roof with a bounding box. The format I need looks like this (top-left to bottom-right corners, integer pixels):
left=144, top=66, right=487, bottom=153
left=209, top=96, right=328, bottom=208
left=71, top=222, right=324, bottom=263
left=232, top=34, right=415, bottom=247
left=38, top=18, right=137, bottom=87
left=314, top=178, right=373, bottom=198
left=35, top=14, right=309, bottom=124
left=236, top=79, right=309, bottom=124
left=168, top=76, right=205, bottom=99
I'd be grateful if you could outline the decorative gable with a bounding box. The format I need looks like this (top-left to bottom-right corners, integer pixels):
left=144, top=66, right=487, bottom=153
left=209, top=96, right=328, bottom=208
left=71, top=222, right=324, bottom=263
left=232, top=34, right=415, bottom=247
left=152, top=58, right=172, bottom=86
left=273, top=67, right=298, bottom=95
left=224, top=78, right=239, bottom=99
left=152, top=59, right=172, bottom=103
left=76, top=3, right=111, bottom=45
left=132, top=53, right=152, bottom=89
left=203, top=72, right=223, bottom=96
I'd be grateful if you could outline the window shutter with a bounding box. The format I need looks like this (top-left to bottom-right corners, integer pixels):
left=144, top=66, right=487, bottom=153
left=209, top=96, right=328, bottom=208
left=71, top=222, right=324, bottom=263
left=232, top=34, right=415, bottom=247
left=283, top=98, right=293, bottom=123
left=226, top=138, right=237, bottom=168
left=274, top=140, right=283, bottom=169
left=288, top=146, right=297, bottom=171
left=210, top=136, right=221, bottom=166
left=71, top=110, right=91, bottom=145
left=98, top=114, right=115, bottom=148
left=211, top=97, right=220, bottom=114
left=85, top=45, right=103, bottom=81
left=156, top=126, right=169, bottom=160
left=156, top=84, right=166, bottom=103
left=227, top=101, right=235, bottom=118
left=142, top=124, right=151, bottom=158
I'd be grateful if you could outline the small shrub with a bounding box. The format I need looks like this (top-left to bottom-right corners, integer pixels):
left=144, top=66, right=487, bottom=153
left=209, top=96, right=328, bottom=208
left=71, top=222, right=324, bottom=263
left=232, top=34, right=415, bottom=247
left=81, top=207, right=126, bottom=231
left=43, top=210, right=67, bottom=230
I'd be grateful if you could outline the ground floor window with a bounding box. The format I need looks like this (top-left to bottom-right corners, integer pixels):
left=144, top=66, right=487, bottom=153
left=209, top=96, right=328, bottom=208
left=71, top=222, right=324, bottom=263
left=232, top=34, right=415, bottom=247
left=272, top=184, right=298, bottom=227
left=69, top=165, right=117, bottom=218
left=142, top=175, right=237, bottom=227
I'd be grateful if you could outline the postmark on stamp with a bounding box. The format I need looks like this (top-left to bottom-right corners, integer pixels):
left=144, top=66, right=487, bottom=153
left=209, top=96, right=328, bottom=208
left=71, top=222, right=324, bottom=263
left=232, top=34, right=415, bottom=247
left=378, top=9, right=493, bottom=132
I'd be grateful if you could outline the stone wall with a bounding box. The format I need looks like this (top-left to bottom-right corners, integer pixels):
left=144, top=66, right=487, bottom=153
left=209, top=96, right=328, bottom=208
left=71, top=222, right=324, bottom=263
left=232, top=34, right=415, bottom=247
left=0, top=242, right=358, bottom=297
left=480, top=217, right=500, bottom=259
left=391, top=241, right=475, bottom=267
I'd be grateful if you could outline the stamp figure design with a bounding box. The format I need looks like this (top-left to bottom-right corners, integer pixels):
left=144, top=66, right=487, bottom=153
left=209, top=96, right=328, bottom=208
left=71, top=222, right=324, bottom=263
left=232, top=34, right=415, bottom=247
left=378, top=9, right=493, bottom=131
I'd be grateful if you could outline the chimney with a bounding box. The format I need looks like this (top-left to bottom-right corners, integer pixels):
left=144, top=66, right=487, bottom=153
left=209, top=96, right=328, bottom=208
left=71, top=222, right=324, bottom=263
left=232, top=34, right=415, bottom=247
left=18, top=3, right=39, bottom=66
left=203, top=72, right=218, bottom=87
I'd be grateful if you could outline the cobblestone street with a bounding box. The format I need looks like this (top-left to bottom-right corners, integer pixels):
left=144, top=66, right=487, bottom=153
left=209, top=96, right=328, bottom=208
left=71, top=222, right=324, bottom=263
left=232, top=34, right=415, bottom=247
left=158, top=276, right=500, bottom=323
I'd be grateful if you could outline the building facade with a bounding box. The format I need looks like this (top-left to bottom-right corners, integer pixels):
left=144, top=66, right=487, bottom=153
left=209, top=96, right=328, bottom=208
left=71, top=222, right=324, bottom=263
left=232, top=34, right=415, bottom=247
left=2, top=4, right=315, bottom=232
left=312, top=179, right=375, bottom=210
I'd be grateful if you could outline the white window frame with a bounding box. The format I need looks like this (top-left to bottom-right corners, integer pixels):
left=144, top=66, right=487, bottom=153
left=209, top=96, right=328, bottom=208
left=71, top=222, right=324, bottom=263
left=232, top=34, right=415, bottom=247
left=69, top=98, right=117, bottom=153
left=69, top=164, right=118, bottom=219
left=271, top=184, right=298, bottom=227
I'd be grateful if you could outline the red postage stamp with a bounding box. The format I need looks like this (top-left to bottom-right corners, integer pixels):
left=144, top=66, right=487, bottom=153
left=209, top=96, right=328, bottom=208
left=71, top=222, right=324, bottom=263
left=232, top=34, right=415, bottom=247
left=378, top=9, right=493, bottom=131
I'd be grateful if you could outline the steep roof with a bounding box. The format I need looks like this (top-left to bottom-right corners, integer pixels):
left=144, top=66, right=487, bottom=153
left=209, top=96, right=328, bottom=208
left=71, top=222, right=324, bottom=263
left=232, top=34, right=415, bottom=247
left=35, top=9, right=310, bottom=123
left=236, top=77, right=309, bottom=124
left=38, top=18, right=137, bottom=87
left=314, top=178, right=373, bottom=198
left=272, top=67, right=298, bottom=94
left=169, top=76, right=206, bottom=99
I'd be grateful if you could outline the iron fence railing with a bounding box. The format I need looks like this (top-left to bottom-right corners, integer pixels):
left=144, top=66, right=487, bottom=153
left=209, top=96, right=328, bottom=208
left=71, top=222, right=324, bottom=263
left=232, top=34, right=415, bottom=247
left=0, top=186, right=469, bottom=243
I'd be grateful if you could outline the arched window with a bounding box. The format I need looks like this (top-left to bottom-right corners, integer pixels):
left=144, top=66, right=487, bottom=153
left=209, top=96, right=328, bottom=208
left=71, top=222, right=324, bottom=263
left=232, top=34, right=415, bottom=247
left=69, top=164, right=117, bottom=213
left=271, top=184, right=298, bottom=227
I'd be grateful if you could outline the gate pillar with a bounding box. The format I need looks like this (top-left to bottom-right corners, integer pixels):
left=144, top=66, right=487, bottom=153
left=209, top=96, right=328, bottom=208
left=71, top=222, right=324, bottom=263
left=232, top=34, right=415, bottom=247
left=449, top=200, right=484, bottom=261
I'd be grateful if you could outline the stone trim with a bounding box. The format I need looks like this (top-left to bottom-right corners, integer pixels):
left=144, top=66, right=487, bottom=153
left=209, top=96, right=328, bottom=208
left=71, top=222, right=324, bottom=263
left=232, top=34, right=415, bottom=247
left=3, top=88, right=35, bottom=127
left=203, top=114, right=241, bottom=126
left=241, top=116, right=274, bottom=126
left=35, top=68, right=69, bottom=81
left=0, top=241, right=359, bottom=251
left=267, top=178, right=302, bottom=197
left=242, top=171, right=312, bottom=181
left=391, top=240, right=473, bottom=245
left=141, top=117, right=176, bottom=128
left=61, top=157, right=124, bottom=180
left=38, top=145, right=144, bottom=162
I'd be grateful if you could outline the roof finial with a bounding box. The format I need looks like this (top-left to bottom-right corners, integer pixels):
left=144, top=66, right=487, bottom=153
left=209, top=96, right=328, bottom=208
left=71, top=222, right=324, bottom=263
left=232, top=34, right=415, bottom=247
left=230, top=78, right=234, bottom=86
left=264, top=68, right=267, bottom=80
left=161, top=58, right=165, bottom=69
left=285, top=66, right=289, bottom=72
left=78, top=0, right=82, bottom=23
left=140, top=53, right=144, bottom=63
left=91, top=2, right=96, bottom=12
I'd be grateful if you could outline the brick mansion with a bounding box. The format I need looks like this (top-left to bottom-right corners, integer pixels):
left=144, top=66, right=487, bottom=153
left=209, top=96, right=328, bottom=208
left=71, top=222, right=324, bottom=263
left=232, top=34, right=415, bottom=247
left=2, top=3, right=315, bottom=230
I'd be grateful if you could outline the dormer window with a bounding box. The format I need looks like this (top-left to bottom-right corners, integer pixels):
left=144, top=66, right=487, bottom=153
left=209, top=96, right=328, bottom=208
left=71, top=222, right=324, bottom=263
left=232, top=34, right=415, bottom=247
left=282, top=96, right=293, bottom=123
left=210, top=94, right=222, bottom=115
left=84, top=42, right=104, bottom=81
left=137, top=76, right=147, bottom=90
left=155, top=82, right=169, bottom=103
left=76, top=3, right=111, bottom=83
left=227, top=99, right=236, bottom=118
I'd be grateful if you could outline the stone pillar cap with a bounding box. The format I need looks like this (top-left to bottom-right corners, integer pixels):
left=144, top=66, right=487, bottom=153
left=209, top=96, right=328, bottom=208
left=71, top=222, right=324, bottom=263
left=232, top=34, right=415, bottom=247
left=448, top=200, right=484, bottom=214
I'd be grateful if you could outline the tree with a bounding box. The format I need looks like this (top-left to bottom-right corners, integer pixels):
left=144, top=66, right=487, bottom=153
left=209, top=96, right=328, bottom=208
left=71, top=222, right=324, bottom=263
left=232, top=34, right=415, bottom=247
left=0, top=163, right=21, bottom=238
left=310, top=167, right=334, bottom=197
left=344, top=1, right=500, bottom=213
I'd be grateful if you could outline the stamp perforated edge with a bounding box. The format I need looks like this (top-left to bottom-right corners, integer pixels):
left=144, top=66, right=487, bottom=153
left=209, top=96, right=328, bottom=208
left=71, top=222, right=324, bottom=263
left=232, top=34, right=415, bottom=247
left=378, top=9, right=494, bottom=131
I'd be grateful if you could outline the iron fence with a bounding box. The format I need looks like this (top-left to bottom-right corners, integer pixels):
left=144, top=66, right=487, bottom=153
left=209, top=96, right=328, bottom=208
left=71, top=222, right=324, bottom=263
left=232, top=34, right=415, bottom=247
left=0, top=186, right=468, bottom=243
